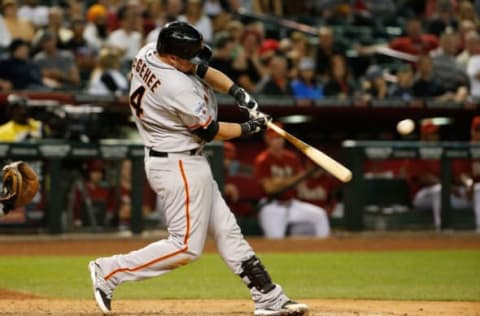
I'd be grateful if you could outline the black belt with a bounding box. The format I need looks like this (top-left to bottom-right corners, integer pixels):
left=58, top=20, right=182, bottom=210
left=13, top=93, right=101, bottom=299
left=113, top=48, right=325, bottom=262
left=149, top=148, right=200, bottom=157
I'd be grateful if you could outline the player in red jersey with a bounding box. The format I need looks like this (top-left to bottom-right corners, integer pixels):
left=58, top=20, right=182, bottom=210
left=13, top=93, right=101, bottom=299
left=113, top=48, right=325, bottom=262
left=254, top=124, right=330, bottom=238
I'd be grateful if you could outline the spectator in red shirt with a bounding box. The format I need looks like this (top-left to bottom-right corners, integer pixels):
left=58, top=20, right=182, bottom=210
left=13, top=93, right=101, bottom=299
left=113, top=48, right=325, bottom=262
left=356, top=18, right=439, bottom=58
left=390, top=18, right=439, bottom=56
left=254, top=123, right=330, bottom=238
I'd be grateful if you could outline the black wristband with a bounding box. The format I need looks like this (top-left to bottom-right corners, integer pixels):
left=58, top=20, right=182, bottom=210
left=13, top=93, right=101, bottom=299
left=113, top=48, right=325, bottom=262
left=240, top=122, right=251, bottom=136
left=196, top=63, right=208, bottom=78
left=228, top=83, right=241, bottom=97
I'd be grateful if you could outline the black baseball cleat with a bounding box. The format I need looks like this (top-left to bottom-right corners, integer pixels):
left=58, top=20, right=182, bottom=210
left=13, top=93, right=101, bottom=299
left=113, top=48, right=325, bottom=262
left=254, top=300, right=309, bottom=316
left=88, top=261, right=113, bottom=314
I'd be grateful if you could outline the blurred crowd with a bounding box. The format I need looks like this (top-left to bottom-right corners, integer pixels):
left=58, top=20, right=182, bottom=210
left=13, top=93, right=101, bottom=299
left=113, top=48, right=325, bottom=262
left=1, top=0, right=480, bottom=105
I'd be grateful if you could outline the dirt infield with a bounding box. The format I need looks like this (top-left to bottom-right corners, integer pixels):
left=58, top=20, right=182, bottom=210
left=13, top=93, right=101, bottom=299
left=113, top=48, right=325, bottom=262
left=1, top=232, right=479, bottom=315
left=0, top=298, right=479, bottom=316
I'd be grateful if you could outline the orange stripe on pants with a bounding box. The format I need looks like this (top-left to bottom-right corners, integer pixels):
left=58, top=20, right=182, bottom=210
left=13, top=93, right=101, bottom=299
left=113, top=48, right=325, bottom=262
left=179, top=160, right=191, bottom=244
left=104, top=247, right=188, bottom=280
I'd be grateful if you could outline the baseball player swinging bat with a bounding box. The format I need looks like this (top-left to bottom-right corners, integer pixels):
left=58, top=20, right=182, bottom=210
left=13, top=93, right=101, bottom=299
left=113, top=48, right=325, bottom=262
left=265, top=120, right=352, bottom=183
left=88, top=22, right=310, bottom=316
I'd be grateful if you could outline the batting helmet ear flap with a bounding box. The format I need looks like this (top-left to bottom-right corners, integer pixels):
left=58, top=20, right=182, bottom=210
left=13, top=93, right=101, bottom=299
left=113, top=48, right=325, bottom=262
left=190, top=44, right=212, bottom=65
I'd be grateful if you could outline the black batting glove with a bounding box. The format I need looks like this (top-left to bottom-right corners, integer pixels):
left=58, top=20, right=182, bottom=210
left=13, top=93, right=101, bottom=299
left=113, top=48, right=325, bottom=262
left=240, top=115, right=272, bottom=136
left=228, top=84, right=258, bottom=113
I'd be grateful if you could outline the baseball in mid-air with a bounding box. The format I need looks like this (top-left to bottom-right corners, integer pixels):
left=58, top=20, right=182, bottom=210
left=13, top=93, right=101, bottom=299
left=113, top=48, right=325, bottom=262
left=397, top=119, right=415, bottom=135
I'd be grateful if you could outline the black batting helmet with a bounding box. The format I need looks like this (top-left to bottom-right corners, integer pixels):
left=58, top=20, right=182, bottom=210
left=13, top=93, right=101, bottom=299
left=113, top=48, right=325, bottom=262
left=156, top=21, right=212, bottom=65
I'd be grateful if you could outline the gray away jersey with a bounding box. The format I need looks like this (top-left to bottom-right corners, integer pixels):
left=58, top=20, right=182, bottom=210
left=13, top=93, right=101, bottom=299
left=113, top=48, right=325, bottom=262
left=129, top=43, right=217, bottom=152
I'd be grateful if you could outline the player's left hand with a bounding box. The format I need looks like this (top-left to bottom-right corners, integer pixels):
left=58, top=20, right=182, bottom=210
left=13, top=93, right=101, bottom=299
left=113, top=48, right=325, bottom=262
left=229, top=84, right=258, bottom=113
left=0, top=161, right=39, bottom=216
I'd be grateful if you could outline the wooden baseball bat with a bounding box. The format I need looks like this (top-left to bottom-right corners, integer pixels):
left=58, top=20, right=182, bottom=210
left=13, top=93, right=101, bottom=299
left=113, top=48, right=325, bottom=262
left=266, top=121, right=352, bottom=183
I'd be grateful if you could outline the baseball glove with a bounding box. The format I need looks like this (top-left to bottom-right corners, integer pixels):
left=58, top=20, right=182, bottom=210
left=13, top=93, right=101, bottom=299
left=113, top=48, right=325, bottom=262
left=0, top=161, right=39, bottom=215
